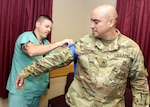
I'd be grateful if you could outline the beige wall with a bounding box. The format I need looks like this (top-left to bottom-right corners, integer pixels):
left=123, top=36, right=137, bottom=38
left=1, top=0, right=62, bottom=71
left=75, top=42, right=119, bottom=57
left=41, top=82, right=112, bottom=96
left=0, top=0, right=116, bottom=107
left=52, top=0, right=116, bottom=42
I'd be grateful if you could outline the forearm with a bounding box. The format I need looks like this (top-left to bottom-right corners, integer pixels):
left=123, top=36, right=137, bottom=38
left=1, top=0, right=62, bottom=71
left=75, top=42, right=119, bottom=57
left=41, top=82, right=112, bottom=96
left=19, top=47, right=74, bottom=78
left=27, top=42, right=66, bottom=56
left=131, top=76, right=149, bottom=107
left=22, top=39, right=73, bottom=57
left=130, top=67, right=149, bottom=106
left=130, top=49, right=149, bottom=106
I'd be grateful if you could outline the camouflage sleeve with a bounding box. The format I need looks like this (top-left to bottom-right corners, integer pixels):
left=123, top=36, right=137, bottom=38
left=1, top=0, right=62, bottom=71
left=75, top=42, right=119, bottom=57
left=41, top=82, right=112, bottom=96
left=129, top=48, right=149, bottom=107
left=19, top=47, right=74, bottom=78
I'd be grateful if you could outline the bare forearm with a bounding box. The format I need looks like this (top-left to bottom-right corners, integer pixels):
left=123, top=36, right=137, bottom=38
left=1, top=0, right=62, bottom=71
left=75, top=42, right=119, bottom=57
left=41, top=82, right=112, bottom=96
left=22, top=39, right=73, bottom=57
left=27, top=43, right=60, bottom=56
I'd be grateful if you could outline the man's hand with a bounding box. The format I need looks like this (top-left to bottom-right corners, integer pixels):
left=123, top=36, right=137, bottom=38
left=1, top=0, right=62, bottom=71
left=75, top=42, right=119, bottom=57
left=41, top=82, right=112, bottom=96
left=15, top=76, right=24, bottom=89
left=57, top=39, right=74, bottom=47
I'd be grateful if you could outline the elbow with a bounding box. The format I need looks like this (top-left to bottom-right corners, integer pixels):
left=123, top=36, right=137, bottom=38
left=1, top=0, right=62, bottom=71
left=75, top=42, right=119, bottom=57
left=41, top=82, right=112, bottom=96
left=28, top=53, right=35, bottom=57
left=26, top=50, right=36, bottom=57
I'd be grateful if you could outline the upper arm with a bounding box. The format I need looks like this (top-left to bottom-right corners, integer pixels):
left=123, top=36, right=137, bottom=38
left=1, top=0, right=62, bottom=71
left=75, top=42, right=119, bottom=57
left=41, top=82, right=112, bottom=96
left=21, top=41, right=36, bottom=55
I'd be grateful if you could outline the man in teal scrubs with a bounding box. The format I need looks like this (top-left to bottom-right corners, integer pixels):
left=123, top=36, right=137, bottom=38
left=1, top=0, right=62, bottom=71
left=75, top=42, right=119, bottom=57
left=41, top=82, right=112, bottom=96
left=6, top=15, right=73, bottom=107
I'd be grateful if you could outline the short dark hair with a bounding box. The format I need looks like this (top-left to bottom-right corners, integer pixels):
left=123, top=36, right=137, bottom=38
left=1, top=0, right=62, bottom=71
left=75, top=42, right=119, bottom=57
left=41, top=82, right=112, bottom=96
left=37, top=15, right=53, bottom=23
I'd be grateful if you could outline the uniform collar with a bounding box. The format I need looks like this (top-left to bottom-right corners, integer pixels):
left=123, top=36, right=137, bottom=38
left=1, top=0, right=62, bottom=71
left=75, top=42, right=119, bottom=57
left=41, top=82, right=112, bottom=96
left=95, top=29, right=121, bottom=52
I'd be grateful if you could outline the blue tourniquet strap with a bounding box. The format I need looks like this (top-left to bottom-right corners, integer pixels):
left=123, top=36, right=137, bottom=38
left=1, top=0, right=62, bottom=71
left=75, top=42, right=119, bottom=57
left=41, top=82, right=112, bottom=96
left=69, top=44, right=77, bottom=75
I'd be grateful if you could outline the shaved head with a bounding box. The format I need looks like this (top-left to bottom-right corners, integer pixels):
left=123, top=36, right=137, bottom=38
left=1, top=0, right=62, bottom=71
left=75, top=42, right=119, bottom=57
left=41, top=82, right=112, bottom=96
left=90, top=4, right=118, bottom=39
left=36, top=15, right=53, bottom=23
left=93, top=4, right=118, bottom=20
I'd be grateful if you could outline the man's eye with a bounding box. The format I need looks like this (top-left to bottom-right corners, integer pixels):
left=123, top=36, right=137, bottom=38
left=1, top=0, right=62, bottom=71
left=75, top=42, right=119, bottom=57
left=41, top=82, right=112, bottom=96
left=91, top=19, right=100, bottom=24
left=94, top=21, right=99, bottom=24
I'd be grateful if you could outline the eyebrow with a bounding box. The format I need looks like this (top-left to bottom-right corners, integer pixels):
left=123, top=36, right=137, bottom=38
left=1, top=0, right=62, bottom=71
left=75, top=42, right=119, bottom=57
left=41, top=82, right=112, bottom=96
left=91, top=18, right=101, bottom=21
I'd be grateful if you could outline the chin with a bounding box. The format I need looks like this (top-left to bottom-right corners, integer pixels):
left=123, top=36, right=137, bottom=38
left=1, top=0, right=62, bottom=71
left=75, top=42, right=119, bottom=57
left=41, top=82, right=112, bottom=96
left=93, top=34, right=99, bottom=38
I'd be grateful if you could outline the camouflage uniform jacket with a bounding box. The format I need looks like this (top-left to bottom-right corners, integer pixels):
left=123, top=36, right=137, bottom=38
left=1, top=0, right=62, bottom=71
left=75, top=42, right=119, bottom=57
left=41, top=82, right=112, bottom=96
left=19, top=30, right=149, bottom=107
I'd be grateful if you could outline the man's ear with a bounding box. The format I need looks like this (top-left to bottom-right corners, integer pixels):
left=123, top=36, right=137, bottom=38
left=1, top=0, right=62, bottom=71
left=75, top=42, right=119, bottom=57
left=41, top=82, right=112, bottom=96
left=109, top=18, right=116, bottom=27
left=36, top=21, right=40, bottom=28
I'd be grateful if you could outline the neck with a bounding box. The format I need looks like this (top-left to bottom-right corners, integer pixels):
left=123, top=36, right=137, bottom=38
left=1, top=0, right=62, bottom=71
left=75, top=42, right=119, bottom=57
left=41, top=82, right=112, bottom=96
left=33, top=30, right=43, bottom=44
left=103, top=29, right=117, bottom=40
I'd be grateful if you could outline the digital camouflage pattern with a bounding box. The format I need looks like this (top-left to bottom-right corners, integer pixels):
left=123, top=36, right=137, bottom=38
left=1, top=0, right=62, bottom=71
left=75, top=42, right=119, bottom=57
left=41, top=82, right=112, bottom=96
left=19, top=30, right=149, bottom=107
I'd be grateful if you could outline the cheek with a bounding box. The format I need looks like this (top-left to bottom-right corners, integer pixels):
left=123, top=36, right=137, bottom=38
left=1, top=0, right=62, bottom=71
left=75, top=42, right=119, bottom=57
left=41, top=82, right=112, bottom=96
left=97, top=24, right=108, bottom=32
left=96, top=25, right=104, bottom=32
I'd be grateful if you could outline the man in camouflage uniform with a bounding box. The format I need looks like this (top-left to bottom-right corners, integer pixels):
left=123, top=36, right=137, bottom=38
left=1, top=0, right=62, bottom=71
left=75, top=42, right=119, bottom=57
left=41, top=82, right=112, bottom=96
left=16, top=4, right=149, bottom=107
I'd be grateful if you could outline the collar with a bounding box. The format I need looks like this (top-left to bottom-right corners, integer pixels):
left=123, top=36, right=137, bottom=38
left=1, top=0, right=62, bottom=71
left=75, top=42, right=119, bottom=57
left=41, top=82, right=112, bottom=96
left=32, top=31, right=44, bottom=44
left=95, top=29, right=121, bottom=52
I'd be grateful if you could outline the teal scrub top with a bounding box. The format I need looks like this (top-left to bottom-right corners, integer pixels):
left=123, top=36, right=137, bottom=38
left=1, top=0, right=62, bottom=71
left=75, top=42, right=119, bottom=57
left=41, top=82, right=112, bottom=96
left=6, top=31, right=52, bottom=97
